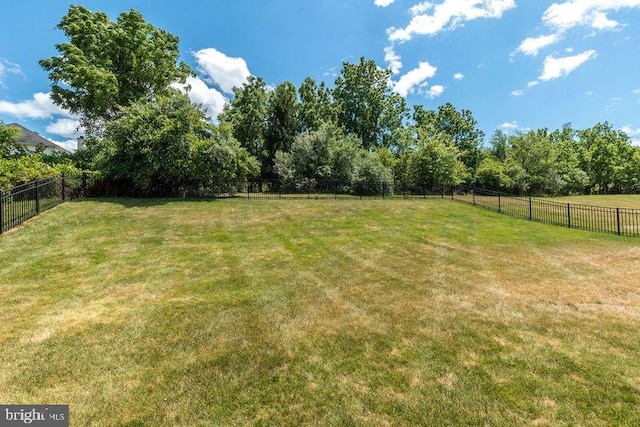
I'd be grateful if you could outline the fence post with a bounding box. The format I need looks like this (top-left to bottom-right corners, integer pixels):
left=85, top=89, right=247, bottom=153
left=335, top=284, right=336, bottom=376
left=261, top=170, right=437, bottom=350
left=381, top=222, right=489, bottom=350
left=498, top=192, right=501, bottom=213
left=567, top=203, right=571, bottom=228
left=61, top=174, right=66, bottom=202
left=528, top=197, right=532, bottom=221
left=0, top=190, right=4, bottom=234
left=472, top=190, right=476, bottom=205
left=617, top=208, right=621, bottom=236
left=35, top=180, right=41, bottom=214
left=451, top=187, right=454, bottom=200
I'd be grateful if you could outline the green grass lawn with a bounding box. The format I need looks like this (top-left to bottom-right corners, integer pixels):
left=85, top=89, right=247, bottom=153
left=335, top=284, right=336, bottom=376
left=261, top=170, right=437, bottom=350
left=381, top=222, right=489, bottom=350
left=1, top=198, right=639, bottom=425
left=552, top=194, right=640, bottom=209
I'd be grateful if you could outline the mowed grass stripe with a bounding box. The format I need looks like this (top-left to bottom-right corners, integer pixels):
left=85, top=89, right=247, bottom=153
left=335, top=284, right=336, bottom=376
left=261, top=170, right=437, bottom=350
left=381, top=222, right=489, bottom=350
left=1, top=198, right=639, bottom=425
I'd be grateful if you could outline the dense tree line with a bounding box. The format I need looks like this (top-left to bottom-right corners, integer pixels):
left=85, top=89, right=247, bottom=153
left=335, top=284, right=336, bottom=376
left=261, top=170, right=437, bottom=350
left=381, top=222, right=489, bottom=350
left=222, top=67, right=640, bottom=195
left=478, top=124, right=640, bottom=195
left=28, top=6, right=640, bottom=196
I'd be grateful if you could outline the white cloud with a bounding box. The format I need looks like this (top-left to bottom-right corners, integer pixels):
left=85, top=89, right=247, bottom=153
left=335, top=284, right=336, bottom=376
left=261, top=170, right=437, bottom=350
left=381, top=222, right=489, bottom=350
left=0, top=60, right=21, bottom=86
left=517, top=34, right=561, bottom=56
left=410, top=2, right=434, bottom=16
left=0, top=92, right=73, bottom=119
left=393, top=61, right=437, bottom=97
left=511, top=89, right=524, bottom=96
left=542, top=0, right=640, bottom=32
left=621, top=125, right=640, bottom=146
left=46, top=118, right=83, bottom=139
left=384, top=45, right=402, bottom=74
left=453, top=72, right=464, bottom=80
left=426, top=84, right=445, bottom=98
left=499, top=121, right=519, bottom=131
left=539, top=50, right=597, bottom=81
left=632, top=89, right=640, bottom=95
left=515, top=1, right=640, bottom=71
left=193, top=48, right=251, bottom=95
left=375, top=0, right=396, bottom=6
left=527, top=80, right=539, bottom=88
left=590, top=10, right=620, bottom=30
left=172, top=76, right=228, bottom=120
left=387, top=0, right=516, bottom=42
left=622, top=125, right=639, bottom=135
left=605, top=96, right=623, bottom=109
left=49, top=138, right=80, bottom=153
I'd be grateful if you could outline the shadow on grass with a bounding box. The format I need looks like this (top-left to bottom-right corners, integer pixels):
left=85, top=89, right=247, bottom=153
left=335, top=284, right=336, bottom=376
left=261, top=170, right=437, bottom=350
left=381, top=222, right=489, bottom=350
left=68, top=196, right=227, bottom=209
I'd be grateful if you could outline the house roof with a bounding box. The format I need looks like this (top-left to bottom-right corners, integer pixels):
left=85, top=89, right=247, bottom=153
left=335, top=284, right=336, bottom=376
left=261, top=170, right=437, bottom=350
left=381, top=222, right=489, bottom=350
left=6, top=123, right=70, bottom=154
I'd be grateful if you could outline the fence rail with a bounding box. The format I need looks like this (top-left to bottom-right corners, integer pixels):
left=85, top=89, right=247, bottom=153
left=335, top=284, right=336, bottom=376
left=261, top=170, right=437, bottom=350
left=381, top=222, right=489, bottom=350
left=3, top=176, right=638, bottom=238
left=242, top=180, right=441, bottom=200
left=0, top=174, right=90, bottom=234
left=452, top=186, right=640, bottom=237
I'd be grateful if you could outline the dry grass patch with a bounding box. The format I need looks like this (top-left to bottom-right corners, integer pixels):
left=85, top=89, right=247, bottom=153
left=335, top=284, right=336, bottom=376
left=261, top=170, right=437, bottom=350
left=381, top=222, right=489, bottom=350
left=552, top=194, right=640, bottom=209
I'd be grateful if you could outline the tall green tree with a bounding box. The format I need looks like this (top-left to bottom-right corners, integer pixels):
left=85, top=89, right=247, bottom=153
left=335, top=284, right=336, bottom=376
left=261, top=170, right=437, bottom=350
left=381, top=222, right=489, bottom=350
left=619, top=147, right=640, bottom=193
left=334, top=57, right=407, bottom=150
left=414, top=103, right=484, bottom=176
left=98, top=90, right=257, bottom=195
left=551, top=124, right=589, bottom=194
left=264, top=81, right=300, bottom=178
left=219, top=75, right=269, bottom=170
left=298, top=77, right=336, bottom=132
left=506, top=129, right=561, bottom=194
left=98, top=90, right=206, bottom=194
left=475, top=155, right=513, bottom=191
left=488, top=129, right=508, bottom=161
left=40, top=6, right=192, bottom=136
left=578, top=122, right=636, bottom=194
left=408, top=127, right=468, bottom=193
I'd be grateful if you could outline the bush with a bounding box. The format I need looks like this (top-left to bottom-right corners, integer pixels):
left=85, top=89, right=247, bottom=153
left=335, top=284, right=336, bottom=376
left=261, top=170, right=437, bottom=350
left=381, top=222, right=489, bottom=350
left=408, top=136, right=468, bottom=194
left=351, top=152, right=394, bottom=196
left=0, top=155, right=58, bottom=190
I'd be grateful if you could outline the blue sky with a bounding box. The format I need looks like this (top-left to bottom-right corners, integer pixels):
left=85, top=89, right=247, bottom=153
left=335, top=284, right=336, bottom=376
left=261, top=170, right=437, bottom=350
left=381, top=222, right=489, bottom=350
left=1, top=0, right=640, bottom=151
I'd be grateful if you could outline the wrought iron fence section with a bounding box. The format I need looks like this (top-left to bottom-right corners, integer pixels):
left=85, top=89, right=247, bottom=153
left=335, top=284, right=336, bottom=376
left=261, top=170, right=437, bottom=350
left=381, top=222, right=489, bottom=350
left=452, top=186, right=640, bottom=237
left=0, top=173, right=92, bottom=234
left=243, top=180, right=442, bottom=200
left=2, top=176, right=638, bottom=238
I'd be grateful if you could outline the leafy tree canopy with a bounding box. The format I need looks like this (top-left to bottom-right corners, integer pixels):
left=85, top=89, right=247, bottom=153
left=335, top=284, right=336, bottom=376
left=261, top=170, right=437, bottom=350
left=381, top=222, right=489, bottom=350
left=219, top=75, right=269, bottom=164
left=97, top=90, right=257, bottom=195
left=334, top=57, right=408, bottom=150
left=40, top=5, right=192, bottom=136
left=0, top=122, right=21, bottom=158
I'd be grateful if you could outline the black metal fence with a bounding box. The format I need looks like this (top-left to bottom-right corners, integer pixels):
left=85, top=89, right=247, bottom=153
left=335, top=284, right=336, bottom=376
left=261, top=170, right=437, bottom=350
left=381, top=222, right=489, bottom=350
left=3, top=176, right=639, bottom=238
left=452, top=186, right=640, bottom=237
left=243, top=180, right=440, bottom=200
left=0, top=174, right=91, bottom=234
